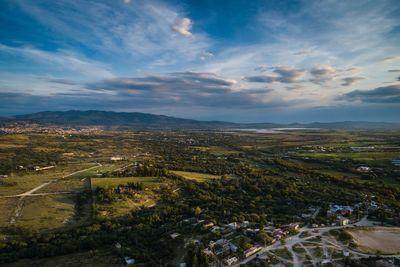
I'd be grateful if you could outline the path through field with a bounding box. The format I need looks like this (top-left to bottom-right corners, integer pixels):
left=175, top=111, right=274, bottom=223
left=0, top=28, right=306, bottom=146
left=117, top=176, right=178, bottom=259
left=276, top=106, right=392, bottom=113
left=8, top=163, right=101, bottom=224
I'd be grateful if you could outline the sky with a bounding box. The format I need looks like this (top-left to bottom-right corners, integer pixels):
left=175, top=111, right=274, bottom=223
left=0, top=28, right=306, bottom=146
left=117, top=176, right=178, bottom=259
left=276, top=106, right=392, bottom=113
left=0, top=0, right=400, bottom=123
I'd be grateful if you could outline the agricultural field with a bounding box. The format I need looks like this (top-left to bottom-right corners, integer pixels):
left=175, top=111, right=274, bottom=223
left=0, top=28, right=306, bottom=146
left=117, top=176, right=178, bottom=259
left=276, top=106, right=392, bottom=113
left=91, top=177, right=160, bottom=188
left=170, top=171, right=222, bottom=182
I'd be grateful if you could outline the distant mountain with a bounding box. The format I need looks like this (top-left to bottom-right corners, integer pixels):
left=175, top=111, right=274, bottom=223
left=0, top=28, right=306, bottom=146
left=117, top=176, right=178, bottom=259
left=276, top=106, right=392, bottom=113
left=11, top=110, right=236, bottom=128
left=4, top=110, right=400, bottom=129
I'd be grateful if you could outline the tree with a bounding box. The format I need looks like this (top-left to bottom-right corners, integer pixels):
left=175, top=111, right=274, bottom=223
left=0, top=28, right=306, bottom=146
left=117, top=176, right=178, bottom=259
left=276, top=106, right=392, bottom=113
left=193, top=207, right=202, bottom=217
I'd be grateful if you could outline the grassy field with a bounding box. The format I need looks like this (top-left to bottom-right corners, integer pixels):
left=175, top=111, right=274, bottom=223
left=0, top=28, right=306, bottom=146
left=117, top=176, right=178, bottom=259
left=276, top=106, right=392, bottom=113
left=171, top=171, right=221, bottom=182
left=0, top=198, right=17, bottom=226
left=349, top=228, right=400, bottom=254
left=92, top=177, right=160, bottom=219
left=91, top=177, right=160, bottom=188
left=13, top=194, right=77, bottom=231
left=0, top=164, right=99, bottom=196
left=297, top=151, right=400, bottom=162
left=3, top=249, right=125, bottom=267
left=193, top=146, right=238, bottom=155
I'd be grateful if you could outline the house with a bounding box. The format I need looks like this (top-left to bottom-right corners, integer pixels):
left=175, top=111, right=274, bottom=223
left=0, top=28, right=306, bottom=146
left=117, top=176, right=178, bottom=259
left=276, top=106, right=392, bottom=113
left=117, top=185, right=135, bottom=194
left=34, top=165, right=55, bottom=171
left=123, top=256, right=135, bottom=265
left=170, top=233, right=181, bottom=239
left=241, top=221, right=250, bottom=228
left=337, top=216, right=350, bottom=226
left=289, top=223, right=300, bottom=231
left=229, top=243, right=238, bottom=253
left=357, top=166, right=371, bottom=172
left=179, top=262, right=187, bottom=267
left=0, top=175, right=8, bottom=178
left=224, top=257, right=238, bottom=266
left=110, top=156, right=124, bottom=161
left=244, top=245, right=262, bottom=258
left=327, top=204, right=354, bottom=217
left=210, top=225, right=221, bottom=233
left=227, top=222, right=239, bottom=230
left=203, top=222, right=214, bottom=229
left=256, top=254, right=270, bottom=263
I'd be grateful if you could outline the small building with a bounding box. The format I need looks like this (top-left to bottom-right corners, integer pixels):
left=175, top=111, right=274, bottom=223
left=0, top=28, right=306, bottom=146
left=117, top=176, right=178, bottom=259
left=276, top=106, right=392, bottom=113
left=289, top=223, right=300, bottom=231
left=110, top=156, right=124, bottom=161
left=227, top=222, right=239, bottom=230
left=123, top=256, right=135, bottom=265
left=224, top=257, right=238, bottom=266
left=203, top=222, right=214, bottom=229
left=338, top=216, right=350, bottom=226
left=179, top=262, right=187, bottom=267
left=229, top=243, right=238, bottom=253
left=0, top=175, right=8, bottom=178
left=357, top=166, right=371, bottom=172
left=256, top=254, right=270, bottom=263
left=34, top=165, right=55, bottom=171
left=170, top=233, right=181, bottom=239
left=244, top=245, right=262, bottom=258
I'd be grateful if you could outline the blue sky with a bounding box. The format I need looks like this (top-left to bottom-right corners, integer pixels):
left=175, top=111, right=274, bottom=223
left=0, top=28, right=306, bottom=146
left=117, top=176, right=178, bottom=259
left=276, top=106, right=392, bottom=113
left=1, top=0, right=400, bottom=122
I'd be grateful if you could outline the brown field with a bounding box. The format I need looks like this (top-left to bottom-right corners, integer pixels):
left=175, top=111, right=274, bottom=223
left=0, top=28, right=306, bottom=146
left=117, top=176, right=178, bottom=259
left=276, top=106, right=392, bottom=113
left=349, top=227, right=400, bottom=254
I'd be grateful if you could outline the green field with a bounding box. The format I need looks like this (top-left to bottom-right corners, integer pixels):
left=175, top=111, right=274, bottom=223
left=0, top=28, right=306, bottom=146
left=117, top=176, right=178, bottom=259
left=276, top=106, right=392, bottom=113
left=91, top=177, right=160, bottom=188
left=193, top=146, right=238, bottom=155
left=171, top=170, right=222, bottom=182
left=14, top=194, right=77, bottom=231
left=297, top=151, right=400, bottom=161
left=4, top=249, right=125, bottom=267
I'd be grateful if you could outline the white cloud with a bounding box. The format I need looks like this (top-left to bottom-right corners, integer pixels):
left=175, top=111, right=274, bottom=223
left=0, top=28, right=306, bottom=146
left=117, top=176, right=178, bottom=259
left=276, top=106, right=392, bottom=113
left=383, top=56, right=400, bottom=62
left=172, top=17, right=193, bottom=37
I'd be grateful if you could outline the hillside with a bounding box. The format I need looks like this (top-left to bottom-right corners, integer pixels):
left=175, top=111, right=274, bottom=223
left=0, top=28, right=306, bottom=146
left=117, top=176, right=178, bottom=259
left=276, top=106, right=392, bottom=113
left=3, top=110, right=400, bottom=129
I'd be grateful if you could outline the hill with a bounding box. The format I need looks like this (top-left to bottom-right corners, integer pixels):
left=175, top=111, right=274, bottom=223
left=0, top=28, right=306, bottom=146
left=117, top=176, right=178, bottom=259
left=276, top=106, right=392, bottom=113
left=3, top=110, right=400, bottom=129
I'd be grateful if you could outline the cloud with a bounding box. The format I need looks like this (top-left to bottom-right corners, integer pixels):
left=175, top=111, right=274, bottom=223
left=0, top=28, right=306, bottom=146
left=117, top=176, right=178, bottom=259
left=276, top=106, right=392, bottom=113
left=0, top=44, right=113, bottom=79
left=15, top=1, right=209, bottom=65
left=341, top=77, right=365, bottom=87
left=293, top=49, right=315, bottom=56
left=123, top=0, right=132, bottom=3
left=172, top=18, right=193, bottom=37
left=245, top=66, right=305, bottom=84
left=383, top=56, right=400, bottom=62
left=388, top=69, right=400, bottom=72
left=200, top=51, right=214, bottom=61
left=309, top=64, right=362, bottom=84
left=339, top=84, right=400, bottom=103
left=84, top=72, right=281, bottom=109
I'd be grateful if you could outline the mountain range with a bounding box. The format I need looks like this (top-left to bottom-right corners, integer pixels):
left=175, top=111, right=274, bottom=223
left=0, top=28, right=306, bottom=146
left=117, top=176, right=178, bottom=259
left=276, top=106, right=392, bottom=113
left=1, top=110, right=399, bottom=129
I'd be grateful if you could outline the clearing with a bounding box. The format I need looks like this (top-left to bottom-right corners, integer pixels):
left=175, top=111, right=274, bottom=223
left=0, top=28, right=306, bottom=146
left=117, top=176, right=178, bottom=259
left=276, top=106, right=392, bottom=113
left=349, top=227, right=400, bottom=254
left=171, top=171, right=221, bottom=182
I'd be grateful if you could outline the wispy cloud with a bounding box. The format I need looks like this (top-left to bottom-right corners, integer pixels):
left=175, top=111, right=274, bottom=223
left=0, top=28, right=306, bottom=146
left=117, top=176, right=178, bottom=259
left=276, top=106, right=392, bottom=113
left=0, top=44, right=113, bottom=79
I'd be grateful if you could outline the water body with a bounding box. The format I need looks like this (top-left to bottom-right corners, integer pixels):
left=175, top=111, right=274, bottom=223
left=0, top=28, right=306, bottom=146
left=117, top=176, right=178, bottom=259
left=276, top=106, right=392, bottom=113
left=228, top=128, right=321, bottom=133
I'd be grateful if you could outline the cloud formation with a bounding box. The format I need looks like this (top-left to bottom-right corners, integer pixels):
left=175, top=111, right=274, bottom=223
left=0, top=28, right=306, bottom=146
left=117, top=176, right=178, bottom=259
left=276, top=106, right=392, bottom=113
left=341, top=77, right=365, bottom=87
left=339, top=85, right=400, bottom=103
left=244, top=66, right=305, bottom=84
left=172, top=18, right=193, bottom=37
left=85, top=72, right=279, bottom=108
